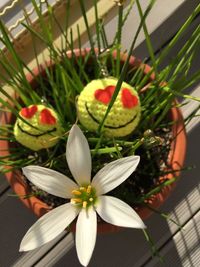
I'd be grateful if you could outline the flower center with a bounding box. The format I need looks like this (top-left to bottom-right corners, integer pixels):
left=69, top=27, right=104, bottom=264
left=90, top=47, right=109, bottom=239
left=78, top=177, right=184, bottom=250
left=70, top=185, right=96, bottom=209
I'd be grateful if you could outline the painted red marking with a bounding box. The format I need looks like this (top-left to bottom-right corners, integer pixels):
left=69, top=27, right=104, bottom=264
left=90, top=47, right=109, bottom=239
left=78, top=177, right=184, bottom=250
left=40, top=108, right=56, bottom=125
left=94, top=86, right=115, bottom=105
left=121, top=88, right=138, bottom=108
left=21, top=105, right=38, bottom=118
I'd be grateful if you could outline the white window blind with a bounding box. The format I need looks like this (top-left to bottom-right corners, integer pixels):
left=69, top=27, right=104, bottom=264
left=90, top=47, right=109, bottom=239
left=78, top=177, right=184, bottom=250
left=0, top=0, right=61, bottom=40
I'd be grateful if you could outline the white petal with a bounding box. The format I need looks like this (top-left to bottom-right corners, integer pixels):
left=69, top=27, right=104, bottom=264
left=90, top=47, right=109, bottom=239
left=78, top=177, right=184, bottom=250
left=96, top=196, right=146, bottom=229
left=66, top=124, right=91, bottom=185
left=76, top=208, right=97, bottom=266
left=20, top=203, right=79, bottom=251
left=23, top=166, right=78, bottom=198
left=92, top=156, right=140, bottom=195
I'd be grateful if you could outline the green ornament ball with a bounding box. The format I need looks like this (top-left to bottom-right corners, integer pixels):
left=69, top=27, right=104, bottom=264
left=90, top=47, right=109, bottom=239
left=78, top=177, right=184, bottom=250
left=14, top=104, right=63, bottom=151
left=77, top=77, right=141, bottom=137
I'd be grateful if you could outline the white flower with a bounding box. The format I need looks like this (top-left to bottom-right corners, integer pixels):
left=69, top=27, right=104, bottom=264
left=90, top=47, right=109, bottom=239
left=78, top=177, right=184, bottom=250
left=20, top=124, right=146, bottom=266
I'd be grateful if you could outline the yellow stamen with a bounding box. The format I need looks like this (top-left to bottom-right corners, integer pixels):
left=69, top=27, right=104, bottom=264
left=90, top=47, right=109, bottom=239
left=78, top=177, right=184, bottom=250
left=71, top=198, right=82, bottom=204
left=82, top=201, right=87, bottom=208
left=79, top=187, right=86, bottom=192
left=72, top=190, right=82, bottom=196
left=87, top=185, right=92, bottom=194
left=70, top=199, right=76, bottom=204
left=89, top=198, right=93, bottom=202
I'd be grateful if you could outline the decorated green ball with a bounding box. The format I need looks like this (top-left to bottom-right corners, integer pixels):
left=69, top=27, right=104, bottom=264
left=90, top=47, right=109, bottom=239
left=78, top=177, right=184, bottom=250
left=14, top=104, right=63, bottom=151
left=77, top=78, right=141, bottom=137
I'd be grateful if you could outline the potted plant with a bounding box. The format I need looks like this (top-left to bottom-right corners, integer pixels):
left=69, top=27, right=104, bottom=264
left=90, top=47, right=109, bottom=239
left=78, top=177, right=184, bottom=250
left=0, top=0, right=199, bottom=266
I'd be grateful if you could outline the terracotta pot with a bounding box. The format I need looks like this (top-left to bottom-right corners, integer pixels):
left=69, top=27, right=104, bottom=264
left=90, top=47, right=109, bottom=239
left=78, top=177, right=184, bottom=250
left=0, top=49, right=187, bottom=233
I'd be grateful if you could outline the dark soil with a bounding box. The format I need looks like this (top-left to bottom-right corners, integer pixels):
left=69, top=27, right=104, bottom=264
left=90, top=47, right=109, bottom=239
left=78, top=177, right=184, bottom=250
left=25, top=124, right=172, bottom=209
